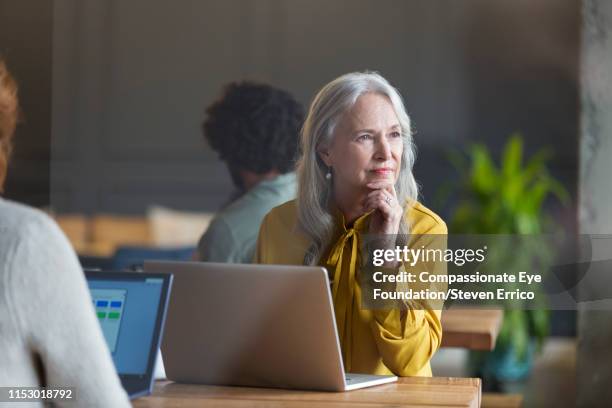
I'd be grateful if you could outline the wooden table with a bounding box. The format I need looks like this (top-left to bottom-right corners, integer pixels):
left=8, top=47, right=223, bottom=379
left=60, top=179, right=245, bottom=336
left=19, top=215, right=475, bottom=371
left=134, top=377, right=481, bottom=408
left=441, top=309, right=504, bottom=350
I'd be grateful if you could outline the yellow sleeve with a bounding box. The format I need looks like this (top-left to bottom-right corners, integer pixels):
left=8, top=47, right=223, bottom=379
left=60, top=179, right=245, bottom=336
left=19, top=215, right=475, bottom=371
left=251, top=201, right=310, bottom=266
left=369, top=219, right=447, bottom=376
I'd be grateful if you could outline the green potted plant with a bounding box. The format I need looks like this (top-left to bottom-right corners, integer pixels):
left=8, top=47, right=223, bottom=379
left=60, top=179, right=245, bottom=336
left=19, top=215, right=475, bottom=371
left=441, top=134, right=569, bottom=388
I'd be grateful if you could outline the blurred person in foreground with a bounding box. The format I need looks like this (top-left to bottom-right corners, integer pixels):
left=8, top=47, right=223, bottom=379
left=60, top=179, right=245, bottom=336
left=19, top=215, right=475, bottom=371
left=0, top=59, right=130, bottom=406
left=255, top=72, right=446, bottom=377
left=195, top=82, right=304, bottom=263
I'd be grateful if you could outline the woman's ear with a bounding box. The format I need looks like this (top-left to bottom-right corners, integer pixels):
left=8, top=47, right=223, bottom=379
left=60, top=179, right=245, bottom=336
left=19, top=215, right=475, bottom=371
left=317, top=146, right=333, bottom=167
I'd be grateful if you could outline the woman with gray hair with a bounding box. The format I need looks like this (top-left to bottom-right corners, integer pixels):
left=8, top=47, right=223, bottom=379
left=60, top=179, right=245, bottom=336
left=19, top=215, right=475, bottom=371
left=255, top=72, right=446, bottom=377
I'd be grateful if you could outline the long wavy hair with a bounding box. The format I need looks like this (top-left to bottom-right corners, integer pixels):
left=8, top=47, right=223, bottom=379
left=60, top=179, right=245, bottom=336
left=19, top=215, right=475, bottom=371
left=0, top=59, right=18, bottom=192
left=296, top=71, right=419, bottom=265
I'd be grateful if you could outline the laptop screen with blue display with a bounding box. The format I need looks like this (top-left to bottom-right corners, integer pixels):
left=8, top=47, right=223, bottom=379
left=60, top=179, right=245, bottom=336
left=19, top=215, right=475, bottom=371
left=86, top=271, right=172, bottom=398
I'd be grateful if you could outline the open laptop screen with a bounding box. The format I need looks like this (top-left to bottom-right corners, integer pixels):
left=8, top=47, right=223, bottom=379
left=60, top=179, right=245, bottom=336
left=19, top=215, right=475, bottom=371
left=86, top=271, right=172, bottom=398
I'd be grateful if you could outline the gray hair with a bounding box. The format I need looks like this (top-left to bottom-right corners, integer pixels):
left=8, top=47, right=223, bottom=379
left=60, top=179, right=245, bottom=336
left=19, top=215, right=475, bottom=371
left=296, top=71, right=419, bottom=265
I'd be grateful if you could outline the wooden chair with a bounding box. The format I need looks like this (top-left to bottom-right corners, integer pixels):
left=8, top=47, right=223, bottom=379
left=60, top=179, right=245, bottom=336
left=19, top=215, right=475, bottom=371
left=89, top=215, right=152, bottom=257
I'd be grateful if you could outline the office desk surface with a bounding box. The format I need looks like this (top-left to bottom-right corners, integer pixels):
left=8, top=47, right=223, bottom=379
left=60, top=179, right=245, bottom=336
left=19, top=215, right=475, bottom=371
left=133, top=377, right=481, bottom=408
left=441, top=309, right=503, bottom=350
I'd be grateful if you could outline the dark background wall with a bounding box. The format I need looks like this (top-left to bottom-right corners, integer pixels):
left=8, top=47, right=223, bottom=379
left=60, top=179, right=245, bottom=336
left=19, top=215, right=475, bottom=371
left=43, top=0, right=579, bottom=219
left=0, top=0, right=53, bottom=207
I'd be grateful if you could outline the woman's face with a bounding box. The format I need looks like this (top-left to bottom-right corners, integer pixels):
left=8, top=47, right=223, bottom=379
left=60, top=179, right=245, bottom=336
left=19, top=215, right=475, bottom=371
left=319, top=92, right=403, bottom=193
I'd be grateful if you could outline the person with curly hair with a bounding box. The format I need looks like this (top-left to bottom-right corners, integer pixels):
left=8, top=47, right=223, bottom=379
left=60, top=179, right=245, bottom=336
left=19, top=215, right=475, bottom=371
left=0, top=59, right=130, bottom=405
left=195, top=81, right=304, bottom=263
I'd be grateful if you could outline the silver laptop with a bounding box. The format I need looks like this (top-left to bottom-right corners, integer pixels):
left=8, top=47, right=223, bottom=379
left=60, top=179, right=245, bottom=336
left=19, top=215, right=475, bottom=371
left=144, top=261, right=397, bottom=391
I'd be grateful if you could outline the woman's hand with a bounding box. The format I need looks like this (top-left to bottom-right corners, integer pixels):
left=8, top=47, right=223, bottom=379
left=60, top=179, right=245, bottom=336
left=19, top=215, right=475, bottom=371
left=364, top=181, right=403, bottom=236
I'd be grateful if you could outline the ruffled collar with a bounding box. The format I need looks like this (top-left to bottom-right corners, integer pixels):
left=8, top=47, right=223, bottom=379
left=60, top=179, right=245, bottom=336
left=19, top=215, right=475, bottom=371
left=322, top=205, right=374, bottom=370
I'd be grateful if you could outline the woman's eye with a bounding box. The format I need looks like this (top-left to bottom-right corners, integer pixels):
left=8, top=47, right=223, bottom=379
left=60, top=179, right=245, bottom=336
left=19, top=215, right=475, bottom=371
left=390, top=131, right=401, bottom=138
left=357, top=134, right=372, bottom=141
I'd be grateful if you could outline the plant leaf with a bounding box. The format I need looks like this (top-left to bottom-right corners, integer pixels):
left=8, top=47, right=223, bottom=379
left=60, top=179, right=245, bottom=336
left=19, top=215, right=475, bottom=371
left=470, top=144, right=498, bottom=196
left=502, top=133, right=523, bottom=180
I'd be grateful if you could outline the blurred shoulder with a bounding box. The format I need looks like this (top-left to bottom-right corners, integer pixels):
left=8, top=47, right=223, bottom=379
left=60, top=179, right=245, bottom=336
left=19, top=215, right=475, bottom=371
left=0, top=199, right=77, bottom=272
left=256, top=200, right=309, bottom=264
left=405, top=201, right=447, bottom=235
left=0, top=199, right=61, bottom=240
left=262, top=199, right=298, bottom=229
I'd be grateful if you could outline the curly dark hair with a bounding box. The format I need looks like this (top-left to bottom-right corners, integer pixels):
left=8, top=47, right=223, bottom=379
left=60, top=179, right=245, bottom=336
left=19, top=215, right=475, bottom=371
left=202, top=81, right=304, bottom=174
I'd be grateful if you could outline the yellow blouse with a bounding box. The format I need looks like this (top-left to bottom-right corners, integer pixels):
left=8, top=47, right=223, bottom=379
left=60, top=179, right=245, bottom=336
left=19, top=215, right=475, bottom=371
left=254, top=199, right=447, bottom=377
